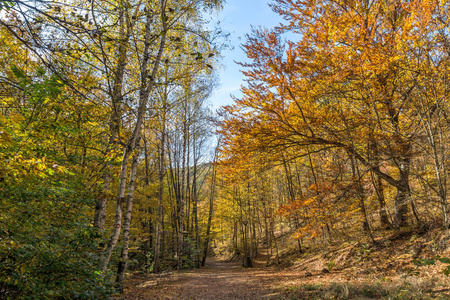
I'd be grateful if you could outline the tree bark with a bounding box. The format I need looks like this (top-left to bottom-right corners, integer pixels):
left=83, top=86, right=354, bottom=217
left=154, top=102, right=167, bottom=273
left=192, top=136, right=200, bottom=268
left=93, top=0, right=133, bottom=232
left=178, top=97, right=188, bottom=269
left=101, top=0, right=168, bottom=275
left=350, top=154, right=375, bottom=244
left=94, top=169, right=111, bottom=232
left=101, top=148, right=131, bottom=275
left=201, top=147, right=218, bottom=266
left=369, top=138, right=391, bottom=228
left=394, top=156, right=411, bottom=228
left=116, top=152, right=139, bottom=291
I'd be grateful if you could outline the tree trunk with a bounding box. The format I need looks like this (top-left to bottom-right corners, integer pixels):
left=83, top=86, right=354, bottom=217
left=369, top=138, right=391, bottom=228
left=93, top=0, right=131, bottom=232
left=178, top=97, right=187, bottom=269
left=94, top=170, right=111, bottom=232
left=264, top=216, right=271, bottom=266
left=425, top=109, right=448, bottom=228
left=350, top=154, right=375, bottom=244
left=373, top=172, right=390, bottom=228
left=100, top=148, right=131, bottom=275
left=143, top=136, right=154, bottom=263
left=201, top=148, right=217, bottom=267
left=186, top=125, right=191, bottom=236
left=100, top=0, right=168, bottom=275
left=116, top=152, right=139, bottom=291
left=192, top=139, right=200, bottom=268
left=154, top=105, right=167, bottom=273
left=394, top=156, right=411, bottom=228
left=270, top=220, right=280, bottom=264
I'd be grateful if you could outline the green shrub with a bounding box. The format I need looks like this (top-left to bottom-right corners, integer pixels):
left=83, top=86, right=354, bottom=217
left=0, top=181, right=116, bottom=299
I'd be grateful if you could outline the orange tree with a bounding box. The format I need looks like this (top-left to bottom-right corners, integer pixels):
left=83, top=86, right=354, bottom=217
left=218, top=0, right=450, bottom=229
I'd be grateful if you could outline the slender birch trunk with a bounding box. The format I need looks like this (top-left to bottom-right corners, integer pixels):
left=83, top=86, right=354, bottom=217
left=93, top=1, right=133, bottom=232
left=100, top=0, right=168, bottom=275
left=116, top=152, right=140, bottom=291
left=100, top=148, right=131, bottom=275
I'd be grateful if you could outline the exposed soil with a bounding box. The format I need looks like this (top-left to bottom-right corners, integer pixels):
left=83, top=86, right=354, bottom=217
left=115, top=258, right=294, bottom=300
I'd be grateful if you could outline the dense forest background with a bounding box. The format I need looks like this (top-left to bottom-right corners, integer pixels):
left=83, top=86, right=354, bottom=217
left=2, top=0, right=450, bottom=299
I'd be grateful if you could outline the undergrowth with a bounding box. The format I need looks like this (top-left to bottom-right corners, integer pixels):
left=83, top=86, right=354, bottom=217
left=283, top=278, right=446, bottom=300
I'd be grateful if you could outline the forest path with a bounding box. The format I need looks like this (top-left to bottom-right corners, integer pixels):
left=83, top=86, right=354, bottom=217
left=116, top=258, right=301, bottom=300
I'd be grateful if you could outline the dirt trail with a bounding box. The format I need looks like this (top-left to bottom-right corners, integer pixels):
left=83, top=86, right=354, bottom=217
left=116, top=259, right=299, bottom=300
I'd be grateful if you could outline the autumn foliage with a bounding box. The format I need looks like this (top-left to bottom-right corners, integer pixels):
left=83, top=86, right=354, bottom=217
left=0, top=1, right=223, bottom=298
left=217, top=0, right=450, bottom=249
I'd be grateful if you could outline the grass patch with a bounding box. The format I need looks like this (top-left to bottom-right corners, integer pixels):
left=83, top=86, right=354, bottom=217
left=282, top=277, right=445, bottom=299
left=301, top=283, right=323, bottom=291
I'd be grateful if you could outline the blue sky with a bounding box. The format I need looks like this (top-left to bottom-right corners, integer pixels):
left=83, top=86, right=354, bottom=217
left=206, top=0, right=284, bottom=111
